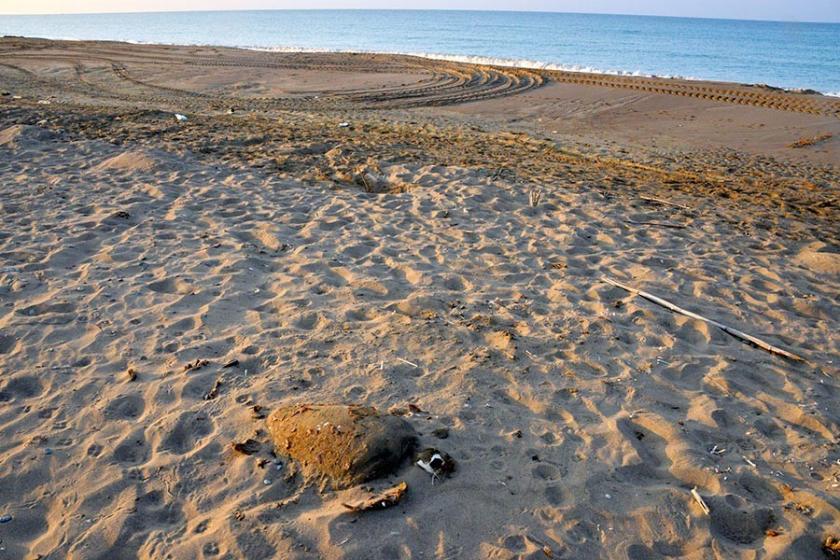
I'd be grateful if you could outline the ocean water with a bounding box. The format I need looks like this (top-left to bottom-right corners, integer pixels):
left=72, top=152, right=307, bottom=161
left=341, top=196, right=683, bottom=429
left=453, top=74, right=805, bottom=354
left=1, top=10, right=839, bottom=95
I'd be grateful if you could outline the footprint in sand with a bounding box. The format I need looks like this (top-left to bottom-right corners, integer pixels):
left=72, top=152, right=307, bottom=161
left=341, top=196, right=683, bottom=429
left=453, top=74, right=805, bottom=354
left=159, top=411, right=215, bottom=455
left=341, top=243, right=374, bottom=260
left=103, top=394, right=145, bottom=420
left=16, top=301, right=75, bottom=316
left=181, top=373, right=220, bottom=401
left=147, top=277, right=191, bottom=294
left=707, top=494, right=774, bottom=545
left=544, top=485, right=564, bottom=506
left=293, top=312, right=324, bottom=331
left=0, top=334, right=17, bottom=354
left=134, top=488, right=185, bottom=527
left=532, top=463, right=561, bottom=481
left=0, top=376, right=43, bottom=401
left=113, top=429, right=150, bottom=464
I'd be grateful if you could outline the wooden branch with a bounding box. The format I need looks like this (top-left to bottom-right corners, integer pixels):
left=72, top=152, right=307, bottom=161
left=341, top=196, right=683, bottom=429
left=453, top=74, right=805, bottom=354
left=691, top=487, right=711, bottom=515
left=625, top=220, right=688, bottom=229
left=602, top=277, right=805, bottom=362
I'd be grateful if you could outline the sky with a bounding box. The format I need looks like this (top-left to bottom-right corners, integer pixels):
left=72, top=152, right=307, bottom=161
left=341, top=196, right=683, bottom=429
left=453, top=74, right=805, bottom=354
left=1, top=0, right=839, bottom=23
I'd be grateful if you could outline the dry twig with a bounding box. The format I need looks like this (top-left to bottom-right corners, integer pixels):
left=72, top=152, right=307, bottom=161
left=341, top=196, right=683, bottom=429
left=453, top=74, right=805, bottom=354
left=691, top=487, right=711, bottom=515
left=602, top=277, right=805, bottom=362
left=625, top=220, right=687, bottom=229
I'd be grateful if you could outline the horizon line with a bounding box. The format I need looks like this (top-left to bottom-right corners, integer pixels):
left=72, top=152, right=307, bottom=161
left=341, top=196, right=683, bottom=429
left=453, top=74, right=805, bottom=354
left=1, top=8, right=839, bottom=25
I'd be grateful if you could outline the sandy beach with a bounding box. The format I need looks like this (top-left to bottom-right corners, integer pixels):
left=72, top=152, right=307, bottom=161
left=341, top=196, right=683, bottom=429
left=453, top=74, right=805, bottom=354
left=0, top=37, right=838, bottom=559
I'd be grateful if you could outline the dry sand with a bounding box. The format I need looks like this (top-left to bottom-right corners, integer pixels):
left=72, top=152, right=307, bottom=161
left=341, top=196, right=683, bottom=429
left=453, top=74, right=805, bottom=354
left=0, top=38, right=838, bottom=559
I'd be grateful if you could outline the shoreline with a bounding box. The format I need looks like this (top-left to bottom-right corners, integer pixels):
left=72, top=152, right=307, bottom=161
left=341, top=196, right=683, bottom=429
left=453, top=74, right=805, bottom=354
left=2, top=33, right=839, bottom=97
left=2, top=37, right=839, bottom=119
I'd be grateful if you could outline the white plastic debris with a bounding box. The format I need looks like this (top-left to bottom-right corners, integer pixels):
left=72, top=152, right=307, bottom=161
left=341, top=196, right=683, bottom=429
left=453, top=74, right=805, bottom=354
left=338, top=122, right=350, bottom=128
left=174, top=113, right=188, bottom=122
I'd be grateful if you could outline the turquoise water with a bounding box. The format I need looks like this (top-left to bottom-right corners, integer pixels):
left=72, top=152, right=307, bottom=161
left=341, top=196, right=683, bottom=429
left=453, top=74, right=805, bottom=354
left=1, top=10, right=839, bottom=94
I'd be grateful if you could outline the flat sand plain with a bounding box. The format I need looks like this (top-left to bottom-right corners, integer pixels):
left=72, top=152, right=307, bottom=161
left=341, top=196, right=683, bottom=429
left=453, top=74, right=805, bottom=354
left=0, top=38, right=838, bottom=559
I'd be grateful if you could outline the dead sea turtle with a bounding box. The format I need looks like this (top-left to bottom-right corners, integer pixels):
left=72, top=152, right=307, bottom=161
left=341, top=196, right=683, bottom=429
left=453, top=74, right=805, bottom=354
left=267, top=403, right=416, bottom=489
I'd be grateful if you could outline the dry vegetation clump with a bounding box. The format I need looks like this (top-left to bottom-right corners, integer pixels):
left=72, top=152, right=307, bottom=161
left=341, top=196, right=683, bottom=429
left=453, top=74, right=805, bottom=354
left=789, top=133, right=833, bottom=148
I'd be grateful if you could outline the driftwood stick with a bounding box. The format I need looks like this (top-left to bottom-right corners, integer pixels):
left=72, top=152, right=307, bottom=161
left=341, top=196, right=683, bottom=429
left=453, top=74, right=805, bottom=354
left=625, top=220, right=688, bottom=229
left=602, top=277, right=805, bottom=362
left=690, top=487, right=711, bottom=515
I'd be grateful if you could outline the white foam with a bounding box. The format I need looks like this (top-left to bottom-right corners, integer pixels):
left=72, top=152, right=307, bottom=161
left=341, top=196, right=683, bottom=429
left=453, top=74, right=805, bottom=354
left=248, top=45, right=696, bottom=80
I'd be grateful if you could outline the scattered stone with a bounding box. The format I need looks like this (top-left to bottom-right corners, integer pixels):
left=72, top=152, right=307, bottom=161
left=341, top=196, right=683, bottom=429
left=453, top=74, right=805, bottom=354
left=342, top=481, right=407, bottom=512
left=232, top=439, right=262, bottom=456
left=267, top=404, right=416, bottom=489
left=126, top=368, right=138, bottom=382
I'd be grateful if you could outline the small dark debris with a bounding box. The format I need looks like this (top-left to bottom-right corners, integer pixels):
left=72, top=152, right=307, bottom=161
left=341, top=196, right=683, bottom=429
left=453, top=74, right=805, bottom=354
left=252, top=405, right=267, bottom=419
left=432, top=428, right=449, bottom=439
left=184, top=359, right=210, bottom=372
left=223, top=359, right=240, bottom=368
left=232, top=439, right=262, bottom=456
left=824, top=536, right=840, bottom=559
left=204, top=379, right=222, bottom=400
left=126, top=368, right=137, bottom=382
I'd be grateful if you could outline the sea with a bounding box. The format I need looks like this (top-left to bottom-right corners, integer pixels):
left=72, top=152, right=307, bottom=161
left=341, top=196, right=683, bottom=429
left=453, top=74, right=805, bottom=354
left=1, top=10, right=838, bottom=95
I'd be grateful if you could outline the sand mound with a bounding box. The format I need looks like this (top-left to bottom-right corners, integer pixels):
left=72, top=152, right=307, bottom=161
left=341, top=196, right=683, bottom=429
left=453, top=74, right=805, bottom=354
left=795, top=244, right=840, bottom=275
left=0, top=124, right=57, bottom=148
left=92, top=149, right=171, bottom=173
left=267, top=404, right=416, bottom=489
